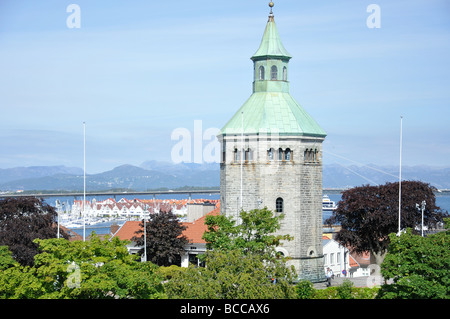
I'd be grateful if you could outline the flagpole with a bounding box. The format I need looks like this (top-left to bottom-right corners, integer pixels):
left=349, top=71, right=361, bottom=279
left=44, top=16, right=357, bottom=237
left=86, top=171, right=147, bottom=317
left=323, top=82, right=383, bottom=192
left=240, top=111, right=243, bottom=212
left=398, top=116, right=403, bottom=235
left=83, top=122, right=86, bottom=242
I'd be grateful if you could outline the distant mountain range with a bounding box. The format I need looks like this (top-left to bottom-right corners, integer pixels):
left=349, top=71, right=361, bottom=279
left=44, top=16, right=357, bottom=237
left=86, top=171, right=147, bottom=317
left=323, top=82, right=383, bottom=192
left=0, top=161, right=220, bottom=192
left=0, top=161, right=449, bottom=192
left=323, top=164, right=450, bottom=189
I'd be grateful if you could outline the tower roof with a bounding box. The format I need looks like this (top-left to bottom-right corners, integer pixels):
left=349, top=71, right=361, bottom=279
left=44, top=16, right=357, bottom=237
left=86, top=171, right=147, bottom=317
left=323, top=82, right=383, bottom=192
left=220, top=92, right=326, bottom=137
left=219, top=3, right=326, bottom=138
left=251, top=13, right=291, bottom=61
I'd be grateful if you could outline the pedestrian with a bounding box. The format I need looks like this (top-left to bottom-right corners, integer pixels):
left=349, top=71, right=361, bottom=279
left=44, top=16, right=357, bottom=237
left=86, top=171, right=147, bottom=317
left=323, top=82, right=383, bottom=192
left=326, top=267, right=333, bottom=287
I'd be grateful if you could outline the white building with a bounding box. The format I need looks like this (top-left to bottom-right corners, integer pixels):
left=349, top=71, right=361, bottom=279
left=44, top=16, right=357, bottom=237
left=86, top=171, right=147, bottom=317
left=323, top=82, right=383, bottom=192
left=323, top=237, right=370, bottom=278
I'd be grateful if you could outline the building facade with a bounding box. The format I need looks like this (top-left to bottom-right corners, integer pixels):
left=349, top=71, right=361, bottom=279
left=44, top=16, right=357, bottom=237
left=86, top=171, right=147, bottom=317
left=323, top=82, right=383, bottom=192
left=218, top=4, right=327, bottom=282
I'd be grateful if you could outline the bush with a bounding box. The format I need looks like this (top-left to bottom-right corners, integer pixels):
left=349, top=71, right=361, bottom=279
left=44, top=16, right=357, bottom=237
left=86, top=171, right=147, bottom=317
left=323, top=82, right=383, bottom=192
left=295, top=279, right=380, bottom=299
left=336, top=279, right=354, bottom=299
left=296, top=280, right=314, bottom=299
left=158, top=265, right=185, bottom=280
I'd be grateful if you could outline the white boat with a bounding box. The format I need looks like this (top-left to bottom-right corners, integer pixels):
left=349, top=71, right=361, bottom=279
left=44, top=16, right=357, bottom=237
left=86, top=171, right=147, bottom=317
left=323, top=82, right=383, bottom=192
left=322, top=195, right=337, bottom=212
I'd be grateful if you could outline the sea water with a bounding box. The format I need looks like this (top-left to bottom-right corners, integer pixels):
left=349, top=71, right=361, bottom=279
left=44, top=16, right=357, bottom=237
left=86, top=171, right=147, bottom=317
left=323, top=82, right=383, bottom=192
left=47, top=193, right=450, bottom=236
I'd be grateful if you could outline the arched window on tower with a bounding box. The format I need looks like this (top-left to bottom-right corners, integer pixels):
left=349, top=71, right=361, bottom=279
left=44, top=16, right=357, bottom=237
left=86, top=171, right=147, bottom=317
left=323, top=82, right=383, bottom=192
left=244, top=148, right=253, bottom=161
left=259, top=66, right=265, bottom=80
left=284, top=148, right=292, bottom=161
left=276, top=197, right=283, bottom=213
left=278, top=148, right=283, bottom=161
left=271, top=65, right=278, bottom=80
left=268, top=148, right=274, bottom=161
left=283, top=66, right=287, bottom=81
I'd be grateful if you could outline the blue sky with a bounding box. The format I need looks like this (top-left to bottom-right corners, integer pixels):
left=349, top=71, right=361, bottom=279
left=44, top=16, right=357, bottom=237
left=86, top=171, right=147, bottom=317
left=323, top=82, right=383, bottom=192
left=0, top=0, right=449, bottom=173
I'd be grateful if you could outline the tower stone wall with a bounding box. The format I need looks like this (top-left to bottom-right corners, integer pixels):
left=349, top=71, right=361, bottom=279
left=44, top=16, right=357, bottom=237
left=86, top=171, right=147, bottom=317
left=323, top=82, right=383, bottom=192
left=218, top=6, right=327, bottom=282
left=219, top=134, right=326, bottom=282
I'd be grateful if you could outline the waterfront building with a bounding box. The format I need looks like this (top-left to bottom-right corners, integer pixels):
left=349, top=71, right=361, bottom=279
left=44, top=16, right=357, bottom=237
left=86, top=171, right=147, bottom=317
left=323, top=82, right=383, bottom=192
left=218, top=2, right=327, bottom=282
left=69, top=197, right=218, bottom=220
left=112, top=203, right=220, bottom=267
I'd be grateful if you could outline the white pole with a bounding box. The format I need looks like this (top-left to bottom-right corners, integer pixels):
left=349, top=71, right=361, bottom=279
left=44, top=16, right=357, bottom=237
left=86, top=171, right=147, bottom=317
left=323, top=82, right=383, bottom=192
left=83, top=122, right=86, bottom=242
left=240, top=111, right=244, bottom=212
left=421, top=200, right=426, bottom=237
left=56, top=200, right=60, bottom=239
left=143, top=205, right=147, bottom=262
left=398, top=116, right=403, bottom=235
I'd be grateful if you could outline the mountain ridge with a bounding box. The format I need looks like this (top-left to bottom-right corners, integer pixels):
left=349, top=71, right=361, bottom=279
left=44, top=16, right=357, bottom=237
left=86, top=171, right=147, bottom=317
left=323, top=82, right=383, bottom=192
left=0, top=162, right=449, bottom=192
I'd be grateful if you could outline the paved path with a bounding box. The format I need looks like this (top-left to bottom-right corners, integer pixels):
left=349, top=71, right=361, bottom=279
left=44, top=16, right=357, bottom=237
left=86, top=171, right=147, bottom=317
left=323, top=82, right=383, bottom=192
left=313, top=276, right=372, bottom=289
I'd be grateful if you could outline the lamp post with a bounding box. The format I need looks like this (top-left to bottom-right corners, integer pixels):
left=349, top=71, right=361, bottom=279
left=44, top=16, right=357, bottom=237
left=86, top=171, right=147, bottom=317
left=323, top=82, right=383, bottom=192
left=56, top=200, right=61, bottom=239
left=143, top=204, right=149, bottom=262
left=416, top=200, right=426, bottom=237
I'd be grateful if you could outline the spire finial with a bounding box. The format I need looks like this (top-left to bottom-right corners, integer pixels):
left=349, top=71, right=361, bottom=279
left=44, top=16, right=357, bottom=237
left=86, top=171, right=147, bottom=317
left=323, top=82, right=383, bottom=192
left=268, top=1, right=274, bottom=20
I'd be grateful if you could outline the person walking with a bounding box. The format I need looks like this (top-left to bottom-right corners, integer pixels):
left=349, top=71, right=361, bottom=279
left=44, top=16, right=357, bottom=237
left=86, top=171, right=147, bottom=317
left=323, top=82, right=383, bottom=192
left=326, top=267, right=334, bottom=287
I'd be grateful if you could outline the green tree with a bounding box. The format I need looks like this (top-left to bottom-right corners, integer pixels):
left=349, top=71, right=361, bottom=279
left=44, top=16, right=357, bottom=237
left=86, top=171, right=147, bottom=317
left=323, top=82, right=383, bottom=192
left=377, top=219, right=450, bottom=299
left=164, top=208, right=297, bottom=299
left=325, top=181, right=448, bottom=266
left=202, top=207, right=292, bottom=260
left=164, top=249, right=296, bottom=299
left=0, top=246, right=18, bottom=270
left=0, top=234, right=165, bottom=299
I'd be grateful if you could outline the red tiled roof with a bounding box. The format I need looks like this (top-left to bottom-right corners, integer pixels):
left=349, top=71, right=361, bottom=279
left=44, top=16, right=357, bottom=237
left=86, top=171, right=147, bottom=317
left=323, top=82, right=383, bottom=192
left=112, top=205, right=221, bottom=244
left=114, top=221, right=142, bottom=241
left=350, top=250, right=371, bottom=266
left=182, top=207, right=220, bottom=244
left=349, top=254, right=359, bottom=268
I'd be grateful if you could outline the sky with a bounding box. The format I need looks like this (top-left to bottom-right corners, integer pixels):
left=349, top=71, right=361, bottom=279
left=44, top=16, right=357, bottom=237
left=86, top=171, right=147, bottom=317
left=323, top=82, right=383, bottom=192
left=0, top=0, right=449, bottom=173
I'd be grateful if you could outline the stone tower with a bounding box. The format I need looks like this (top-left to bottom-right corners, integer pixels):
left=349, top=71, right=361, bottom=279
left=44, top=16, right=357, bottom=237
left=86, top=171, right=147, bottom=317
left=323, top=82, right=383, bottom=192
left=217, top=3, right=327, bottom=282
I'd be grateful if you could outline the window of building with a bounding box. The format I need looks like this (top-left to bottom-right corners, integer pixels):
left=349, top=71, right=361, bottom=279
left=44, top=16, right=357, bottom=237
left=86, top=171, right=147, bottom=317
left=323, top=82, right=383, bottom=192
left=276, top=197, right=283, bottom=213
left=283, top=66, right=287, bottom=81
left=268, top=148, right=274, bottom=161
left=330, top=253, right=335, bottom=265
left=271, top=65, right=278, bottom=80
left=244, top=149, right=253, bottom=161
left=278, top=148, right=283, bottom=161
left=234, top=148, right=239, bottom=162
left=304, top=149, right=319, bottom=163
left=259, top=66, right=265, bottom=80
left=284, top=148, right=292, bottom=161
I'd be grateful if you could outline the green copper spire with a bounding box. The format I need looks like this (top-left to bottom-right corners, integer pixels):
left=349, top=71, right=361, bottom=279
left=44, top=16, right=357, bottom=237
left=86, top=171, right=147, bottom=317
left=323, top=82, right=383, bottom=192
left=220, top=3, right=326, bottom=138
left=251, top=5, right=291, bottom=61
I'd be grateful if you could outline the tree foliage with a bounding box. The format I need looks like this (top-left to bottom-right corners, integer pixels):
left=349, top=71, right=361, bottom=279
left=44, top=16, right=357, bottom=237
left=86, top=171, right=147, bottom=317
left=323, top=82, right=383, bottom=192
left=202, top=207, right=292, bottom=260
left=132, top=210, right=188, bottom=266
left=162, top=208, right=297, bottom=299
left=0, top=234, right=165, bottom=299
left=378, top=219, right=450, bottom=299
left=0, top=197, right=69, bottom=266
left=325, top=181, right=448, bottom=264
left=164, top=249, right=297, bottom=299
left=0, top=246, right=18, bottom=270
